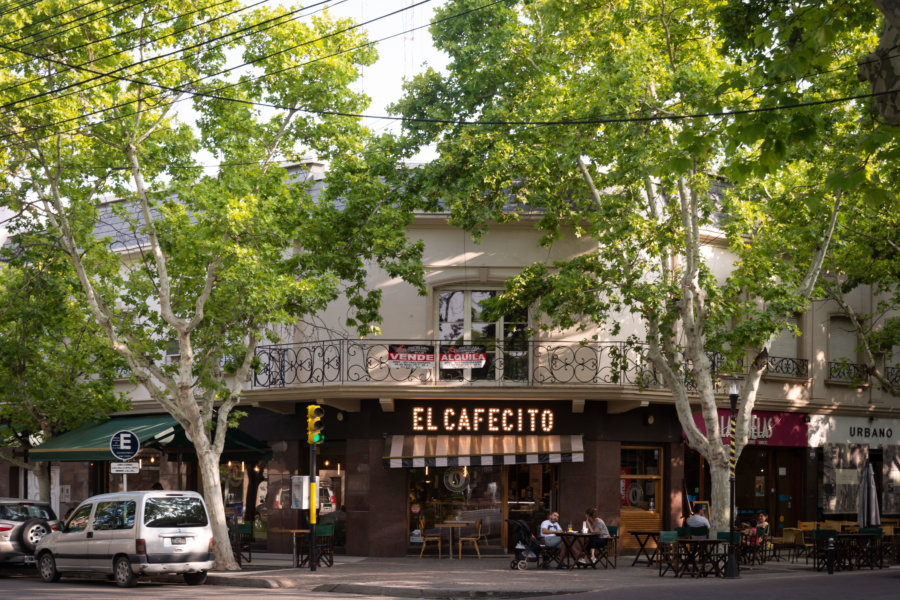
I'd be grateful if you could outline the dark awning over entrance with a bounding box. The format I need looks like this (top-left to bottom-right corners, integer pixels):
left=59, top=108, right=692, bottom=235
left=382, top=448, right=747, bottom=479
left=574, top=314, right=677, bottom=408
left=30, top=415, right=270, bottom=462
left=382, top=434, right=584, bottom=468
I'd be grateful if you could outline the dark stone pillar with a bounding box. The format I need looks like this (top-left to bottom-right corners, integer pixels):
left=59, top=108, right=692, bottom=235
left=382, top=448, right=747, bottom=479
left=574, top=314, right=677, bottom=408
left=558, top=440, right=621, bottom=526
left=345, top=438, right=408, bottom=556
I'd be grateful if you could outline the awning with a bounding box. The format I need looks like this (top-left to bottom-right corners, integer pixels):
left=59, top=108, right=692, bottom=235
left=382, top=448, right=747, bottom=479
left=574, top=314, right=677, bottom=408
left=29, top=415, right=179, bottom=462
left=29, top=415, right=271, bottom=463
left=383, top=434, right=583, bottom=468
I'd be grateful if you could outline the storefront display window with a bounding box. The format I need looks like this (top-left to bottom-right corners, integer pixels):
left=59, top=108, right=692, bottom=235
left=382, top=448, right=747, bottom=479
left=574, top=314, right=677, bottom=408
left=409, top=466, right=503, bottom=548
left=507, top=464, right=558, bottom=535
left=620, top=446, right=662, bottom=511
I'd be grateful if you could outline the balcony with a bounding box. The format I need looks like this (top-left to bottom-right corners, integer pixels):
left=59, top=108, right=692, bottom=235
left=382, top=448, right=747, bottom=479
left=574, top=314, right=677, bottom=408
left=251, top=340, right=802, bottom=392
left=827, top=361, right=869, bottom=385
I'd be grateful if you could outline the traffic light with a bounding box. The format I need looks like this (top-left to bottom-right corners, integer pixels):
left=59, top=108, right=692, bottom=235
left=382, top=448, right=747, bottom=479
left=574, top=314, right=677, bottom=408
left=307, top=404, right=325, bottom=445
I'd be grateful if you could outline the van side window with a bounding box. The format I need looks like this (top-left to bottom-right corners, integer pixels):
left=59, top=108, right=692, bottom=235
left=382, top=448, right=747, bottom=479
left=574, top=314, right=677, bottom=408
left=120, top=501, right=136, bottom=528
left=67, top=504, right=93, bottom=532
left=93, top=502, right=118, bottom=531
left=93, top=501, right=137, bottom=530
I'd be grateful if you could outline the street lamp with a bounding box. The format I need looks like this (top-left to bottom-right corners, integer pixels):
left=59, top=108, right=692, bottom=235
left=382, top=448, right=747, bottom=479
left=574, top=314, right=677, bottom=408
left=724, top=376, right=743, bottom=579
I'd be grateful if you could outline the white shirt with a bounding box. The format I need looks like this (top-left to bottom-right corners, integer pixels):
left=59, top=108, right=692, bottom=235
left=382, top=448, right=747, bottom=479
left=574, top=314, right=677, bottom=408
left=540, top=519, right=562, bottom=538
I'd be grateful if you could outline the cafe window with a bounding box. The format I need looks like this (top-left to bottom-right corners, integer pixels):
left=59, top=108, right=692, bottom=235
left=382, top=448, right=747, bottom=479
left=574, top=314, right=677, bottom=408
left=620, top=446, right=663, bottom=512
left=436, top=289, right=528, bottom=381
left=408, top=466, right=503, bottom=549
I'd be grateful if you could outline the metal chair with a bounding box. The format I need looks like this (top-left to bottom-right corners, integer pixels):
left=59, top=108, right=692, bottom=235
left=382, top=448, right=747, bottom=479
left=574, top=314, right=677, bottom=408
left=658, top=531, right=681, bottom=576
left=458, top=519, right=483, bottom=559
left=418, top=516, right=442, bottom=559
left=312, top=522, right=335, bottom=567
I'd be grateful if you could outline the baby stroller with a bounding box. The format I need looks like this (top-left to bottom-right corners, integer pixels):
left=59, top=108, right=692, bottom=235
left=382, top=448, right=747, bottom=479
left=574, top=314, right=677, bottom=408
left=506, top=519, right=553, bottom=570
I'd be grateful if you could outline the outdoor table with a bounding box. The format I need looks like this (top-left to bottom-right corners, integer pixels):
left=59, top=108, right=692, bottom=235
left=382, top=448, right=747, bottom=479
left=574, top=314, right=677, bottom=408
left=630, top=530, right=661, bottom=566
left=436, top=522, right=472, bottom=560
left=270, top=528, right=310, bottom=568
left=558, top=531, right=599, bottom=569
left=675, top=538, right=722, bottom=578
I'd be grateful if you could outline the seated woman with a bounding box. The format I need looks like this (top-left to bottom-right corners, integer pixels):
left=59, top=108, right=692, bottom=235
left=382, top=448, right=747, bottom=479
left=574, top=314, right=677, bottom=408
left=756, top=512, right=770, bottom=535
left=583, top=507, right=611, bottom=565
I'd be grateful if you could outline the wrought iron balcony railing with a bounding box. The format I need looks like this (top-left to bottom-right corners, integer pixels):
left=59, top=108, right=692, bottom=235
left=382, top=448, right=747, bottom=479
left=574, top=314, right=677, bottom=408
left=250, top=339, right=782, bottom=391
left=884, top=365, right=899, bottom=387
left=765, top=356, right=809, bottom=379
left=827, top=361, right=868, bottom=384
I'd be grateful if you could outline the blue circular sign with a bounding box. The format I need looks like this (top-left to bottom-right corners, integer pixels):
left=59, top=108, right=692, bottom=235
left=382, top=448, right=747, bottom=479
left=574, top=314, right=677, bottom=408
left=109, top=430, right=140, bottom=461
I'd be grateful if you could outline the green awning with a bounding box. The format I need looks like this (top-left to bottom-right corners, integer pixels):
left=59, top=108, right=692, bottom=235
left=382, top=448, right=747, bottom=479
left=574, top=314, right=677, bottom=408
left=29, top=415, right=271, bottom=463
left=29, top=416, right=180, bottom=462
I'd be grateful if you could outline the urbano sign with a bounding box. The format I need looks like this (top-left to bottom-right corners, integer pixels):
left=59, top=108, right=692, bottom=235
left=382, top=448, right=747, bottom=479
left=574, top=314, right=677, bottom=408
left=808, top=415, right=899, bottom=448
left=109, top=430, right=140, bottom=461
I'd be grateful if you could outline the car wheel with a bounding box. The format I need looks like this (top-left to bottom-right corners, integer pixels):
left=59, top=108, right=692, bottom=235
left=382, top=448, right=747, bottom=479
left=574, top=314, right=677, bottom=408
left=38, top=552, right=61, bottom=583
left=113, top=556, right=137, bottom=587
left=183, top=571, right=208, bottom=586
left=20, top=518, right=51, bottom=552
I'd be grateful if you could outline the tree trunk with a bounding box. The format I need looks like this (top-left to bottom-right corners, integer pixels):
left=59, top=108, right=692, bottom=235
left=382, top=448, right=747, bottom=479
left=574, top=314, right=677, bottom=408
left=191, top=431, right=240, bottom=571
left=708, top=460, right=731, bottom=535
left=34, top=461, right=50, bottom=504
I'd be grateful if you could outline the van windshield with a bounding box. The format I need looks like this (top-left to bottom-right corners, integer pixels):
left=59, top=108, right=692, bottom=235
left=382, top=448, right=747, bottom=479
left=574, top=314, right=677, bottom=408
left=143, top=497, right=208, bottom=528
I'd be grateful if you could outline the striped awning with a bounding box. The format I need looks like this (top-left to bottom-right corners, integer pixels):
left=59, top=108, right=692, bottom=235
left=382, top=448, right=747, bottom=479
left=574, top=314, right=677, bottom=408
left=383, top=434, right=583, bottom=468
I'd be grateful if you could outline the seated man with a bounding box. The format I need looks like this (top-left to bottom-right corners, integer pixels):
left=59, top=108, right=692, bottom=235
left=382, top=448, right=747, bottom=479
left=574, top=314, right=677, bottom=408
left=687, top=505, right=710, bottom=539
left=540, top=511, right=563, bottom=551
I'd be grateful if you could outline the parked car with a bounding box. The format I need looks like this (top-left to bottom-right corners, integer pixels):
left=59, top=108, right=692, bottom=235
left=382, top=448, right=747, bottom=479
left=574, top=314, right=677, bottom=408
left=318, top=485, right=336, bottom=515
left=0, top=498, right=60, bottom=568
left=271, top=484, right=336, bottom=514
left=35, top=490, right=213, bottom=587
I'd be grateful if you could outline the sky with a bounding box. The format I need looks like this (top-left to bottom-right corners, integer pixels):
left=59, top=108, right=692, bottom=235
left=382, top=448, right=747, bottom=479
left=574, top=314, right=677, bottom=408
left=327, top=0, right=450, bottom=139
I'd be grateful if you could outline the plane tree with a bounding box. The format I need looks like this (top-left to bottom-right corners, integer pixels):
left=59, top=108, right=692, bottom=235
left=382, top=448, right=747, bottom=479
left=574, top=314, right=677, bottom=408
left=0, top=1, right=425, bottom=569
left=381, top=0, right=888, bottom=532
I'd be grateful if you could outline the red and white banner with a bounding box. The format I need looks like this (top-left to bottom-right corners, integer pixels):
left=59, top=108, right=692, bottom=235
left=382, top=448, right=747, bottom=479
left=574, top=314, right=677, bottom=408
left=387, top=345, right=435, bottom=369
left=439, top=345, right=487, bottom=369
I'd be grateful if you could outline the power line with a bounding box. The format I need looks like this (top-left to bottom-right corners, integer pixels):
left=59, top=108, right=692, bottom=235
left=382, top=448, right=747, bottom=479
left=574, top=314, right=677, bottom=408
left=0, top=0, right=328, bottom=98
left=1, top=0, right=894, bottom=143
left=0, top=0, right=153, bottom=55
left=0, top=0, right=354, bottom=110
left=0, top=0, right=444, bottom=137
left=0, top=0, right=100, bottom=40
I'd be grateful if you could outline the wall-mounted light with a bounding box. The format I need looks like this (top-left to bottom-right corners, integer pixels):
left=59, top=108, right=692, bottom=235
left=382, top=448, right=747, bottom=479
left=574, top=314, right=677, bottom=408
left=336, top=412, right=345, bottom=422
left=324, top=460, right=331, bottom=467
left=254, top=465, right=260, bottom=473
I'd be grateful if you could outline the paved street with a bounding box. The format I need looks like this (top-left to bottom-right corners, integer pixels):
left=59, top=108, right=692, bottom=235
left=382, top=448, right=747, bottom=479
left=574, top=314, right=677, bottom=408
left=2, top=554, right=899, bottom=599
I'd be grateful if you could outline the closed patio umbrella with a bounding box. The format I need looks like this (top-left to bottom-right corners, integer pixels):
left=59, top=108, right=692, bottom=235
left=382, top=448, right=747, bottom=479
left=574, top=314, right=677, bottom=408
left=857, top=459, right=881, bottom=528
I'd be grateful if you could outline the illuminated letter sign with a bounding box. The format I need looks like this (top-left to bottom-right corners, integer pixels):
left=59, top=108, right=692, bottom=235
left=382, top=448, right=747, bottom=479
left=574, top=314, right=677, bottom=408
left=411, top=406, right=556, bottom=433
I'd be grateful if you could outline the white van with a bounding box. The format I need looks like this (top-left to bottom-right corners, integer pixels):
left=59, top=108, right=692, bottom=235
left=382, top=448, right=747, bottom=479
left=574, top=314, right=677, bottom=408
left=34, top=490, right=214, bottom=587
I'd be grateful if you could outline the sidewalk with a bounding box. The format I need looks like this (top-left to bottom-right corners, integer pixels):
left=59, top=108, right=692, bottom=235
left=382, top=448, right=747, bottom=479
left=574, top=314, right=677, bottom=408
left=206, top=552, right=845, bottom=597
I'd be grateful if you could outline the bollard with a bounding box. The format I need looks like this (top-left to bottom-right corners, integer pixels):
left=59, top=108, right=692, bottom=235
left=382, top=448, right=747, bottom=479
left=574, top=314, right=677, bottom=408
left=826, top=537, right=835, bottom=574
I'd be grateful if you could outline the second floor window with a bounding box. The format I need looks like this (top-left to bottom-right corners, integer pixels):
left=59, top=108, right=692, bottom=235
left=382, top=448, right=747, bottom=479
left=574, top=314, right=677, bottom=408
left=437, top=290, right=528, bottom=381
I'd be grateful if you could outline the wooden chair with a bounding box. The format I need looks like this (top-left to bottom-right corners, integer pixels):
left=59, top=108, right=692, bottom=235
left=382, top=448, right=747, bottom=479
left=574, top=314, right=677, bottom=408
left=418, top=516, right=442, bottom=559
left=314, top=522, right=335, bottom=567
left=458, top=519, right=483, bottom=559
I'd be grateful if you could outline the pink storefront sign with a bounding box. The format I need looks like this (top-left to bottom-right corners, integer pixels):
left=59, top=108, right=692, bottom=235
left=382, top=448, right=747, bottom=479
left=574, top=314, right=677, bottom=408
left=691, top=410, right=808, bottom=446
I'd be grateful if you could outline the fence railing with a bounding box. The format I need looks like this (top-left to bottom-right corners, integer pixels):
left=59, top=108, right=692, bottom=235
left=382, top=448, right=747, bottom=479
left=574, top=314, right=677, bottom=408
left=251, top=340, right=801, bottom=391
